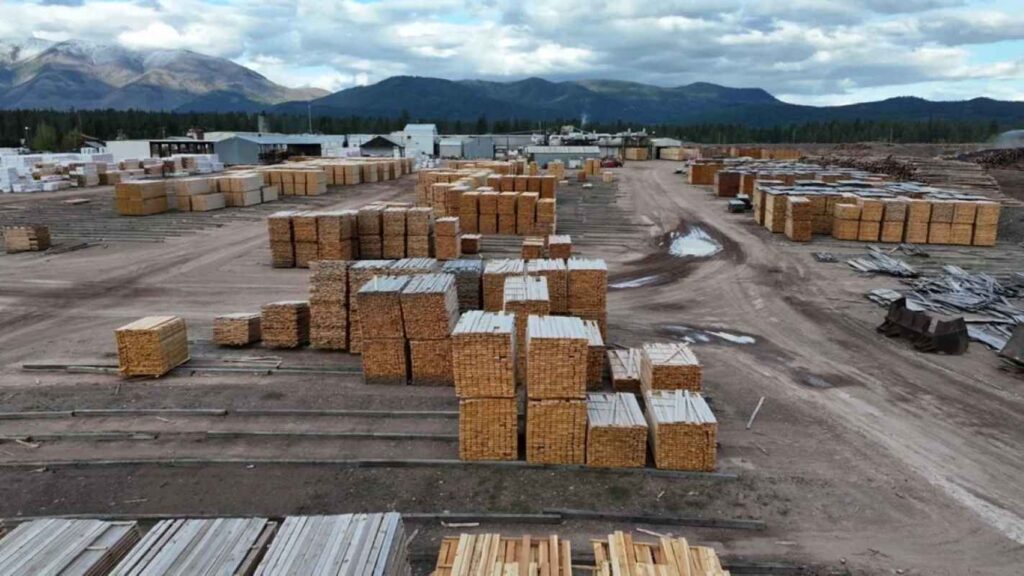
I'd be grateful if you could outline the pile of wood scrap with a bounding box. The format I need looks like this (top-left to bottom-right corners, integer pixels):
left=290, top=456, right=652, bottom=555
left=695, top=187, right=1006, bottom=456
left=593, top=531, right=728, bottom=576
left=213, top=313, right=261, bottom=346
left=3, top=225, right=50, bottom=253
left=432, top=534, right=571, bottom=576
left=0, top=518, right=140, bottom=575
left=261, top=301, right=310, bottom=349
left=110, top=518, right=276, bottom=575
left=115, top=316, right=189, bottom=377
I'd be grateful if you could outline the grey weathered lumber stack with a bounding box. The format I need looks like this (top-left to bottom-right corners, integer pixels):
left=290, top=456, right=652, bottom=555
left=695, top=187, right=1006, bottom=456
left=525, top=315, right=589, bottom=464
left=213, top=313, right=261, bottom=346
left=309, top=260, right=349, bottom=350
left=503, top=276, right=550, bottom=381
left=0, top=518, right=140, bottom=576
left=401, top=273, right=460, bottom=386
left=348, top=260, right=394, bottom=353
left=261, top=301, right=310, bottom=348
left=441, top=259, right=483, bottom=311
left=255, top=513, right=410, bottom=576
left=115, top=316, right=189, bottom=377
left=316, top=210, right=356, bottom=260
left=583, top=320, right=606, bottom=389
left=644, top=389, right=717, bottom=471
left=357, top=276, right=409, bottom=384
left=482, top=258, right=526, bottom=311
left=640, top=342, right=702, bottom=392
left=453, top=311, right=518, bottom=460
left=607, top=348, right=641, bottom=393
left=267, top=211, right=297, bottom=268
left=567, top=258, right=608, bottom=338
left=586, top=392, right=647, bottom=468
left=389, top=257, right=439, bottom=277
left=110, top=518, right=276, bottom=575
left=526, top=258, right=568, bottom=313
left=3, top=225, right=50, bottom=253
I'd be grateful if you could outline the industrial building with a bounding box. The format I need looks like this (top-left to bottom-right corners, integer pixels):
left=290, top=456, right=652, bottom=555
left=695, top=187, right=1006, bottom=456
left=401, top=124, right=438, bottom=162
left=359, top=135, right=405, bottom=158
left=525, top=145, right=601, bottom=168
left=106, top=139, right=215, bottom=162
left=213, top=134, right=325, bottom=165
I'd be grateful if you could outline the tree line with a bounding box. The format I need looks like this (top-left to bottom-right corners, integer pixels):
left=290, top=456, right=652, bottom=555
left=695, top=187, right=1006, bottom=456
left=0, top=109, right=1011, bottom=151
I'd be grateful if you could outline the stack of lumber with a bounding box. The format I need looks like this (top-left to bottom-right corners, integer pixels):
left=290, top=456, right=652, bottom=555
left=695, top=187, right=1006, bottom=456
left=3, top=225, right=50, bottom=253
left=641, top=342, right=702, bottom=392
left=567, top=258, right=608, bottom=338
left=881, top=199, right=908, bottom=243
left=526, top=315, right=589, bottom=464
left=115, top=316, right=189, bottom=377
left=110, top=518, right=276, bottom=576
left=498, top=191, right=518, bottom=234
left=973, top=201, right=1001, bottom=246
left=217, top=172, right=266, bottom=207
left=483, top=258, right=526, bottom=311
left=309, top=260, right=349, bottom=350
left=517, top=192, right=539, bottom=235
left=624, top=147, right=649, bottom=161
left=358, top=205, right=384, bottom=258
left=453, top=311, right=518, bottom=460
left=644, top=389, right=718, bottom=471
left=441, top=259, right=484, bottom=311
left=357, top=276, right=409, bottom=384
left=459, top=190, right=479, bottom=233
left=383, top=207, right=407, bottom=259
left=503, top=276, right=551, bottom=380
left=261, top=301, right=310, bottom=349
left=348, top=260, right=394, bottom=353
left=435, top=217, right=461, bottom=260
left=586, top=393, right=648, bottom=468
left=857, top=197, right=884, bottom=242
left=526, top=258, right=568, bottom=313
left=536, top=198, right=556, bottom=234
left=317, top=210, right=357, bottom=261
left=174, top=176, right=226, bottom=212
left=762, top=191, right=788, bottom=233
left=401, top=273, right=460, bottom=386
left=432, top=534, right=572, bottom=576
left=714, top=170, right=741, bottom=198
left=832, top=201, right=861, bottom=241
left=593, top=532, right=728, bottom=576
left=521, top=236, right=545, bottom=259
left=688, top=161, right=724, bottom=185
left=905, top=198, right=930, bottom=244
left=547, top=235, right=572, bottom=260
left=460, top=233, right=481, bottom=254
left=784, top=196, right=812, bottom=242
left=478, top=190, right=498, bottom=234
left=292, top=212, right=320, bottom=268
left=267, top=211, right=297, bottom=268
left=255, top=513, right=409, bottom=576
left=0, top=519, right=140, bottom=575
left=115, top=180, right=168, bottom=215
left=583, top=319, right=606, bottom=389
left=390, top=257, right=440, bottom=276
left=607, top=348, right=642, bottom=393
left=407, top=207, right=434, bottom=257
left=213, top=313, right=261, bottom=347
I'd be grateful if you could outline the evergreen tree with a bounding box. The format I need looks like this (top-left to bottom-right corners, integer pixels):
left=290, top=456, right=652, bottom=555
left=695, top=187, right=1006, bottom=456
left=30, top=121, right=58, bottom=152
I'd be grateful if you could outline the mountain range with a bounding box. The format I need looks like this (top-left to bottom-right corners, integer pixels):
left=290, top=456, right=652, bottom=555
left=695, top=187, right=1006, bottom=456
left=2, top=39, right=1024, bottom=127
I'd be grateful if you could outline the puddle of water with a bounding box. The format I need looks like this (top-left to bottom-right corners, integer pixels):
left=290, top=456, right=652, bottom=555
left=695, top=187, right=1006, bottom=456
left=802, top=375, right=833, bottom=389
left=663, top=325, right=756, bottom=346
left=707, top=331, right=757, bottom=345
left=610, top=275, right=662, bottom=289
left=668, top=227, right=722, bottom=258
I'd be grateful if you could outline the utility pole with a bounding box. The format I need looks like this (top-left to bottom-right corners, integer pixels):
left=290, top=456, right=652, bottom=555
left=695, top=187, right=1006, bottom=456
left=307, top=103, right=313, bottom=134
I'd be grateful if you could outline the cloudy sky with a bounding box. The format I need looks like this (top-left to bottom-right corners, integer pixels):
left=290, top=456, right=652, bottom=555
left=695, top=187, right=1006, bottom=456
left=3, top=0, right=1023, bottom=104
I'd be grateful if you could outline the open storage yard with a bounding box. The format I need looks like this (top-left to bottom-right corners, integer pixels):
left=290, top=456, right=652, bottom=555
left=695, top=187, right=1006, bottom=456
left=1, top=149, right=1023, bottom=576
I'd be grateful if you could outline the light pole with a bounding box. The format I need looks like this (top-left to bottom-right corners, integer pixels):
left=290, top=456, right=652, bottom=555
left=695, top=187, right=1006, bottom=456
left=22, top=126, right=29, bottom=149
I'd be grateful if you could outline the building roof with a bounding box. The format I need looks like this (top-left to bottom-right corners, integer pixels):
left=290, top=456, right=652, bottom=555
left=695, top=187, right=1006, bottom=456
left=650, top=137, right=683, bottom=147
left=226, top=134, right=325, bottom=145
left=439, top=138, right=464, bottom=146
left=359, top=135, right=404, bottom=149
left=404, top=123, right=437, bottom=132
left=525, top=145, right=601, bottom=154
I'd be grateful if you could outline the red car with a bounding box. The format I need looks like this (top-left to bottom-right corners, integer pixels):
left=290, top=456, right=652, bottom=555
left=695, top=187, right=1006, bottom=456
left=601, top=158, right=622, bottom=168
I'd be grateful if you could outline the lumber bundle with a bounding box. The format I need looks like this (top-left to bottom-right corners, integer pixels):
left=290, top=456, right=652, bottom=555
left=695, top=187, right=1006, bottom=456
left=441, top=259, right=483, bottom=311
left=526, top=258, right=568, bottom=314
left=432, top=534, right=572, bottom=576
left=644, top=390, right=717, bottom=471
left=689, top=162, right=723, bottom=185
left=583, top=319, right=606, bottom=389
left=593, top=532, right=728, bottom=576
left=435, top=217, right=461, bottom=260
left=857, top=197, right=883, bottom=242
left=517, top=192, right=539, bottom=235
left=400, top=273, right=460, bottom=340
left=521, top=236, right=545, bottom=260
left=503, top=276, right=551, bottom=380
left=213, top=313, right=261, bottom=347
left=784, top=196, right=811, bottom=242
left=607, top=348, right=642, bottom=393
left=526, top=398, right=587, bottom=464
left=110, top=518, right=276, bottom=576
left=973, top=201, right=1000, bottom=246
left=547, top=235, right=572, bottom=260
left=586, top=393, right=647, bottom=468
left=460, top=233, right=481, bottom=255
left=255, top=513, right=410, bottom=576
left=317, top=210, right=357, bottom=261
left=526, top=315, right=588, bottom=399
left=114, top=180, right=168, bottom=216
left=641, top=342, right=702, bottom=392
left=267, top=210, right=297, bottom=268
left=356, top=276, right=408, bottom=339
left=624, top=147, right=649, bottom=161
left=762, top=191, right=788, bottom=233
left=459, top=397, right=518, bottom=460
left=409, top=338, right=453, bottom=386
left=714, top=170, right=741, bottom=197
left=0, top=519, right=140, bottom=576
left=483, top=258, right=526, bottom=311
left=362, top=337, right=408, bottom=385
left=348, top=260, right=394, bottom=353
left=309, top=260, right=349, bottom=350
left=261, top=301, right=310, bottom=349
left=390, top=257, right=440, bottom=276
left=383, top=207, right=407, bottom=259
left=452, top=311, right=516, bottom=398
left=832, top=201, right=861, bottom=241
left=567, top=258, right=608, bottom=337
left=115, top=316, right=189, bottom=377
left=2, top=225, right=50, bottom=253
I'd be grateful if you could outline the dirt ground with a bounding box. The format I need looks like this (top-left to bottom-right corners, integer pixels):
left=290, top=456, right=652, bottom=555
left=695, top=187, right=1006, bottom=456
left=0, top=165, right=1023, bottom=575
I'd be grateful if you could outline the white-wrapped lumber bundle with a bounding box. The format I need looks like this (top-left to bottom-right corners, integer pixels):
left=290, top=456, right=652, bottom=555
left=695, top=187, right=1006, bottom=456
left=0, top=519, right=140, bottom=576
left=309, top=261, right=349, bottom=350
left=348, top=260, right=395, bottom=352
left=452, top=311, right=516, bottom=398
left=115, top=316, right=189, bottom=377
left=526, top=398, right=586, bottom=464
left=255, top=513, right=410, bottom=576
left=409, top=338, right=453, bottom=386
left=548, top=235, right=572, bottom=259
left=644, top=389, right=717, bottom=471
left=607, top=348, right=641, bottom=393
left=110, top=518, right=275, bottom=576
left=586, top=393, right=647, bottom=468
left=441, top=259, right=483, bottom=311
left=400, top=273, right=460, bottom=340
left=261, top=301, right=310, bottom=348
left=213, top=313, right=261, bottom=346
left=459, top=397, right=518, bottom=460
left=267, top=211, right=298, bottom=268
left=482, top=258, right=526, bottom=311
left=503, top=276, right=550, bottom=381
left=583, top=320, right=606, bottom=389
left=356, top=276, right=409, bottom=339
left=593, top=531, right=728, bottom=576
left=526, top=315, right=588, bottom=399
left=3, top=225, right=50, bottom=253
left=526, top=258, right=568, bottom=314
left=641, top=342, right=702, bottom=392
left=433, top=533, right=572, bottom=576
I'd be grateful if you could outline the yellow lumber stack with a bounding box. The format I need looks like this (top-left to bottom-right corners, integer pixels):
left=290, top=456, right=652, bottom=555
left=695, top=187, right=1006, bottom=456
left=521, top=236, right=545, bottom=260
left=114, top=180, right=168, bottom=216
left=607, top=348, right=641, bottom=394
left=483, top=259, right=526, bottom=311
left=881, top=199, right=908, bottom=243
left=624, top=147, right=649, bottom=161
left=402, top=273, right=460, bottom=386
left=526, top=258, right=568, bottom=314
left=567, top=257, right=608, bottom=338
left=261, top=301, right=310, bottom=349
left=347, top=260, right=394, bottom=353
left=356, top=275, right=409, bottom=384
left=857, top=197, right=883, bottom=242
left=432, top=534, right=572, bottom=576
left=973, top=201, right=1000, bottom=246
left=498, top=192, right=518, bottom=234
left=526, top=315, right=589, bottom=464
left=406, top=207, right=434, bottom=257
left=3, top=225, right=50, bottom=253
left=929, top=200, right=954, bottom=244
left=783, top=196, right=811, bottom=242
left=309, top=260, right=349, bottom=350
left=382, top=207, right=407, bottom=259
left=688, top=162, right=723, bottom=185
left=593, top=532, right=728, bottom=576
left=644, top=389, right=718, bottom=471
left=516, top=192, right=538, bottom=235
left=212, top=313, right=261, bottom=347
left=905, top=198, right=931, bottom=244
left=641, top=342, right=702, bottom=392
left=478, top=190, right=498, bottom=234
left=503, top=276, right=550, bottom=381
left=547, top=234, right=572, bottom=260
left=291, top=212, right=320, bottom=268
left=267, top=211, right=297, bottom=268
left=583, top=320, right=606, bottom=389
left=115, top=316, right=189, bottom=377
left=762, top=191, right=788, bottom=233
left=832, top=202, right=861, bottom=241
left=316, top=210, right=357, bottom=261
left=586, top=393, right=647, bottom=468
left=435, top=217, right=461, bottom=260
